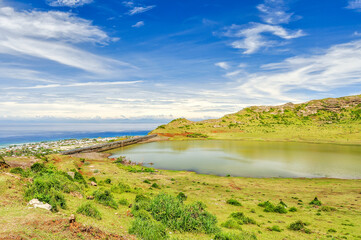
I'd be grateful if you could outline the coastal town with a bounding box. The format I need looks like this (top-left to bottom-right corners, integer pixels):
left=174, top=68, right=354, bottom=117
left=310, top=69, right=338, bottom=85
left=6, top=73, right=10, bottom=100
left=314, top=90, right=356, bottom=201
left=0, top=137, right=125, bottom=157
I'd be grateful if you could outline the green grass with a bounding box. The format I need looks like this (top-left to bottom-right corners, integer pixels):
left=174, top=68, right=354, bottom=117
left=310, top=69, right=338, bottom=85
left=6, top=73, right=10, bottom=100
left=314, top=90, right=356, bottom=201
left=76, top=202, right=102, bottom=220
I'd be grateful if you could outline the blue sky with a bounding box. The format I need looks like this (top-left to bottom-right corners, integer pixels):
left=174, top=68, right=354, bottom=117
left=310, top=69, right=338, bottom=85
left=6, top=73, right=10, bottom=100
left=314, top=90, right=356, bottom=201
left=1, top=0, right=361, bottom=121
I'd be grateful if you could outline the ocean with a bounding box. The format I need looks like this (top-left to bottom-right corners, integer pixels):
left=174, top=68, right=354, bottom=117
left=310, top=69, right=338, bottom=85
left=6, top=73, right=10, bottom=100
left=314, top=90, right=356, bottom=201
left=0, top=122, right=162, bottom=148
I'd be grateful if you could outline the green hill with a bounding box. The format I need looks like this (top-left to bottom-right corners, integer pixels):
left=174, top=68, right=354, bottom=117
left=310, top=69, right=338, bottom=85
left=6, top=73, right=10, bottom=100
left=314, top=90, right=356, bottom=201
left=151, top=95, right=361, bottom=144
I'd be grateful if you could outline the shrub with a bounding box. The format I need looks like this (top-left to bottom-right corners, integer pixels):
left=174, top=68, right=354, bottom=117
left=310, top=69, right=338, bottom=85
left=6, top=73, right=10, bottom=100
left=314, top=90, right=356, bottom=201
left=143, top=179, right=151, bottom=184
left=118, top=198, right=129, bottom=206
left=76, top=202, right=102, bottom=220
left=268, top=225, right=282, bottom=232
left=221, top=219, right=242, bottom=230
left=111, top=182, right=132, bottom=193
left=134, top=193, right=219, bottom=234
left=328, top=228, right=337, bottom=233
left=105, top=178, right=112, bottom=184
left=289, top=207, right=297, bottom=212
left=151, top=183, right=160, bottom=189
left=74, top=171, right=86, bottom=184
left=309, top=197, right=322, bottom=206
left=226, top=199, right=242, bottom=206
left=288, top=220, right=309, bottom=231
left=88, top=177, right=97, bottom=183
left=258, top=201, right=287, bottom=213
left=129, top=218, right=168, bottom=240
left=186, top=133, right=208, bottom=138
left=214, top=231, right=257, bottom=240
left=10, top=167, right=30, bottom=177
left=30, top=163, right=45, bottom=173
left=230, top=212, right=256, bottom=224
left=93, top=189, right=118, bottom=209
left=177, top=192, right=187, bottom=202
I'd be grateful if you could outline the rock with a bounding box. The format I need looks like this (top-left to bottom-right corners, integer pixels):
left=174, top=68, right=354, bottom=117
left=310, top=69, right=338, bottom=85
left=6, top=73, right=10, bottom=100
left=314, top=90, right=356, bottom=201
left=67, top=171, right=75, bottom=179
left=28, top=199, right=52, bottom=211
left=86, top=196, right=94, bottom=200
left=69, top=214, right=76, bottom=223
left=90, top=181, right=97, bottom=186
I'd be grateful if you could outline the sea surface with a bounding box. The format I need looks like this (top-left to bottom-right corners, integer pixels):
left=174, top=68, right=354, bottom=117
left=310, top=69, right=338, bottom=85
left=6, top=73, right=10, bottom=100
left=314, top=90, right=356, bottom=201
left=109, top=140, right=361, bottom=179
left=0, top=122, right=160, bottom=148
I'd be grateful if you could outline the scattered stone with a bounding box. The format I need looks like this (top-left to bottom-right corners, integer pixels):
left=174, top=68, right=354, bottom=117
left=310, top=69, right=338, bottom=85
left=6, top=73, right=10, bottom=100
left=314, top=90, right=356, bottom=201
left=28, top=199, right=52, bottom=211
left=90, top=181, right=97, bottom=186
left=86, top=196, right=94, bottom=200
left=69, top=214, right=76, bottom=223
left=67, top=171, right=75, bottom=179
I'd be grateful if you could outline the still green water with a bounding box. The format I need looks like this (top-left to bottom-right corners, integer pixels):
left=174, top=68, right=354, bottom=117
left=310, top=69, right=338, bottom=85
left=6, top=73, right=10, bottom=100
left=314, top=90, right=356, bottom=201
left=109, top=140, right=361, bottom=179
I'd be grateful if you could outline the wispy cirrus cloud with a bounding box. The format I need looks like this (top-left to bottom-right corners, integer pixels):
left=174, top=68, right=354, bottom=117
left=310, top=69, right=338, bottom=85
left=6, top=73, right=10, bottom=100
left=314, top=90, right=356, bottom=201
left=221, top=0, right=304, bottom=54
left=215, top=62, right=230, bottom=70
left=0, top=5, right=131, bottom=74
left=346, top=0, right=361, bottom=10
left=224, top=23, right=305, bottom=54
left=128, top=5, right=155, bottom=15
left=47, top=0, right=93, bottom=7
left=132, top=21, right=144, bottom=28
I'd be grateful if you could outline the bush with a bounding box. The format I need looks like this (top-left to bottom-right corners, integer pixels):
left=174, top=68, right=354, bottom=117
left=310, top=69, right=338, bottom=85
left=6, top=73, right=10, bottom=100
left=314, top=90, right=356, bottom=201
left=118, top=198, right=129, bottom=206
left=177, top=192, right=187, bottom=202
left=226, top=199, right=242, bottom=206
left=133, top=193, right=219, bottom=234
left=93, top=189, right=118, bottom=209
left=30, top=163, right=45, bottom=173
left=129, top=218, right=169, bottom=240
left=143, top=179, right=151, bottom=184
left=267, top=225, right=282, bottom=232
left=230, top=212, right=256, bottom=224
left=74, top=171, right=86, bottom=184
left=105, top=178, right=112, bottom=184
left=89, top=177, right=97, bottom=183
left=288, top=220, right=309, bottom=231
left=186, top=133, right=208, bottom=138
left=309, top=197, right=322, bottom=206
left=10, top=167, right=30, bottom=177
left=151, top=183, right=160, bottom=189
left=221, top=219, right=242, bottom=230
left=258, top=201, right=287, bottom=214
left=111, top=182, right=132, bottom=193
left=76, top=202, right=102, bottom=220
left=24, top=171, right=80, bottom=211
left=289, top=207, right=297, bottom=212
left=214, top=231, right=257, bottom=240
left=328, top=228, right=337, bottom=233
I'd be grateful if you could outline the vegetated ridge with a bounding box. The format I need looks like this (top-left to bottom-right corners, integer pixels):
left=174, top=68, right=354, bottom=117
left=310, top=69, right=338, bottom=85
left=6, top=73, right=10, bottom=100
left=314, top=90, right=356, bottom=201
left=151, top=95, right=361, bottom=144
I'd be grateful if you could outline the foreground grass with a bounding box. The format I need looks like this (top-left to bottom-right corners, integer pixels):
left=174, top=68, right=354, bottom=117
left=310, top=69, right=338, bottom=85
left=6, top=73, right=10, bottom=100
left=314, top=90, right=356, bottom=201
left=0, top=154, right=361, bottom=239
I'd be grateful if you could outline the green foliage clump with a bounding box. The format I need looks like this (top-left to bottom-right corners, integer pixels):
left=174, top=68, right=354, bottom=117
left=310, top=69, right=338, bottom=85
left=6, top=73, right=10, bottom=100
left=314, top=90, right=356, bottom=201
left=93, top=189, right=118, bottom=209
left=177, top=192, right=187, bottom=202
left=143, top=179, right=151, bottom=184
left=267, top=225, right=282, bottom=232
left=24, top=169, right=81, bottom=212
left=88, top=177, right=97, bottom=183
left=104, top=178, right=112, bottom=184
left=328, top=228, right=337, bottom=233
left=221, top=219, right=242, bottom=230
left=186, top=133, right=208, bottom=138
left=226, top=199, right=242, bottom=206
left=129, top=218, right=169, bottom=240
left=10, top=167, right=30, bottom=178
left=30, top=163, right=45, bottom=173
left=309, top=197, right=322, bottom=206
left=289, top=207, right=297, bottom=212
left=288, top=220, right=310, bottom=233
left=214, top=231, right=257, bottom=240
left=151, top=183, right=160, bottom=189
left=132, top=193, right=219, bottom=234
left=76, top=202, right=102, bottom=220
left=73, top=171, right=86, bottom=184
left=118, top=198, right=129, bottom=206
left=111, top=182, right=132, bottom=193
left=230, top=212, right=256, bottom=224
left=258, top=201, right=288, bottom=213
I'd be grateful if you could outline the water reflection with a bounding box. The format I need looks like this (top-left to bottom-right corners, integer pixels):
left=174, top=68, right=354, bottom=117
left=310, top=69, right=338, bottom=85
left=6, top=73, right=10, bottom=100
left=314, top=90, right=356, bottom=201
left=108, top=140, right=361, bottom=179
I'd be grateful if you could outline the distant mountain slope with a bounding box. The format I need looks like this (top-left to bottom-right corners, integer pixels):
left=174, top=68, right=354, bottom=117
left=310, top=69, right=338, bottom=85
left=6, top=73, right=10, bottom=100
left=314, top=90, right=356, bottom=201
left=151, top=95, right=361, bottom=144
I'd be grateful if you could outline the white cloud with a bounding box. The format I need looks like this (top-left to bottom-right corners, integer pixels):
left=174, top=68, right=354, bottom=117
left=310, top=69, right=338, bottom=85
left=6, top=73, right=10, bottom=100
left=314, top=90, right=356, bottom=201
left=237, top=40, right=361, bottom=101
left=132, top=21, right=144, bottom=28
left=47, top=0, right=93, bottom=7
left=257, top=0, right=295, bottom=24
left=347, top=0, right=361, bottom=10
left=0, top=5, right=130, bottom=74
left=215, top=62, right=230, bottom=70
left=128, top=5, right=155, bottom=15
left=225, top=23, right=305, bottom=54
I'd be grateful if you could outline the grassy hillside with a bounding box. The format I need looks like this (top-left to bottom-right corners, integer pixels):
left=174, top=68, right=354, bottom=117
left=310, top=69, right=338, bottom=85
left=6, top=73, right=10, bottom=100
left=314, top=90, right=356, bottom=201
left=1, top=155, right=360, bottom=240
left=151, top=95, right=361, bottom=144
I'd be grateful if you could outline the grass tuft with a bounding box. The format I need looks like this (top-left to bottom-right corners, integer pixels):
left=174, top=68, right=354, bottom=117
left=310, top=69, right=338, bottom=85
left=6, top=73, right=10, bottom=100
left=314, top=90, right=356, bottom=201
left=76, top=202, right=102, bottom=220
